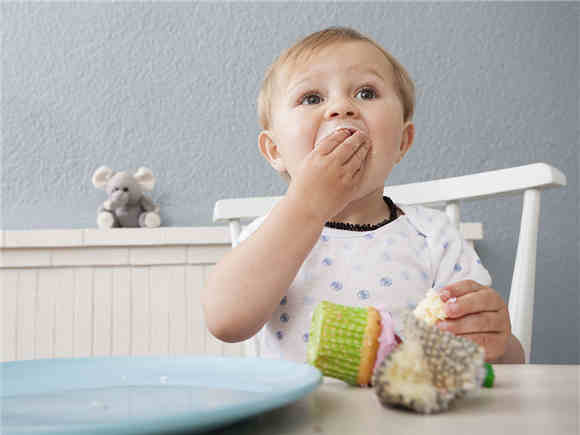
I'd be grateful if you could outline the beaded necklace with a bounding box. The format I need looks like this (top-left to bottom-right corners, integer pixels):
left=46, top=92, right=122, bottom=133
left=325, top=196, right=401, bottom=232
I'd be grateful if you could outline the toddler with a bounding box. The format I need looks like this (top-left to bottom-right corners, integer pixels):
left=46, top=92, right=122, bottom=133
left=203, top=27, right=524, bottom=364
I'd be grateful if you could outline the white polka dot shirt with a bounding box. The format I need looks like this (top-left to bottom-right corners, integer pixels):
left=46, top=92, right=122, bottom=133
left=237, top=204, right=492, bottom=363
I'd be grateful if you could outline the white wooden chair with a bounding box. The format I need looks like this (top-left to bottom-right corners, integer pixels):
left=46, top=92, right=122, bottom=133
left=213, top=163, right=567, bottom=363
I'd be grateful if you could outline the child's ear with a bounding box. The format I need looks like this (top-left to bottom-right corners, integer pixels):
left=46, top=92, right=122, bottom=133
left=396, top=121, right=415, bottom=164
left=258, top=131, right=286, bottom=173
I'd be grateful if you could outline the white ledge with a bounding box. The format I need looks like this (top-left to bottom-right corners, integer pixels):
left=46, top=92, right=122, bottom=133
left=1, top=226, right=231, bottom=248
left=1, top=222, right=483, bottom=250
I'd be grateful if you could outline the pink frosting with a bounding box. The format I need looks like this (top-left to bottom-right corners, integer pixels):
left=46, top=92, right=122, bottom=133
left=373, top=306, right=398, bottom=373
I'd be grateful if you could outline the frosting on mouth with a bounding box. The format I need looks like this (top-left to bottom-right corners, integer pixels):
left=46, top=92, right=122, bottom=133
left=315, top=122, right=367, bottom=146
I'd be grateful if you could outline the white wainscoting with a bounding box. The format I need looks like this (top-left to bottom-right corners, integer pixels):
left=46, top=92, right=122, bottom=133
left=0, top=227, right=246, bottom=362
left=1, top=223, right=482, bottom=362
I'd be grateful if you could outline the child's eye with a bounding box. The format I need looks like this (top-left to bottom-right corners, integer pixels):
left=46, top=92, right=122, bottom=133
left=300, top=93, right=322, bottom=105
left=355, top=87, right=377, bottom=100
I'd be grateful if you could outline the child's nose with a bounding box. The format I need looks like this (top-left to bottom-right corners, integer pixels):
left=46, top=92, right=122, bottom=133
left=326, top=98, right=359, bottom=119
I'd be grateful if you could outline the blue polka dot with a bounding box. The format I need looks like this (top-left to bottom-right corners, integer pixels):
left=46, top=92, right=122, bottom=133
left=276, top=331, right=284, bottom=340
left=476, top=259, right=482, bottom=264
left=380, top=277, right=393, bottom=287
left=280, top=313, right=289, bottom=323
left=321, top=235, right=329, bottom=242
left=381, top=251, right=391, bottom=261
left=386, top=238, right=396, bottom=246
left=364, top=233, right=374, bottom=239
left=330, top=281, right=343, bottom=291
left=454, top=263, right=463, bottom=272
left=421, top=271, right=429, bottom=281
left=443, top=241, right=450, bottom=250
left=357, top=290, right=370, bottom=300
left=303, top=333, right=309, bottom=343
left=280, top=296, right=287, bottom=305
left=322, top=257, right=333, bottom=266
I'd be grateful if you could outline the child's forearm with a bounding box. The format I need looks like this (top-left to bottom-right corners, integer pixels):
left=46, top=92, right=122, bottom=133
left=202, top=194, right=326, bottom=343
left=490, top=334, right=526, bottom=364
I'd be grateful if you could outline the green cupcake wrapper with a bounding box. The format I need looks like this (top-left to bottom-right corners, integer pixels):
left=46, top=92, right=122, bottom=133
left=307, top=301, right=370, bottom=385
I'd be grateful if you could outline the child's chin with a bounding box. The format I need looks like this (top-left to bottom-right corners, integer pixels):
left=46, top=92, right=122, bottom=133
left=350, top=186, right=383, bottom=203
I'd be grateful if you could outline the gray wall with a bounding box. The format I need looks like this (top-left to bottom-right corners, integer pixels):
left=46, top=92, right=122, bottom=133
left=2, top=2, right=578, bottom=364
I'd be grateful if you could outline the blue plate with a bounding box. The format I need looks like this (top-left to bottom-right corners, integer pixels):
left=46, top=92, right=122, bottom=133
left=1, top=355, right=322, bottom=434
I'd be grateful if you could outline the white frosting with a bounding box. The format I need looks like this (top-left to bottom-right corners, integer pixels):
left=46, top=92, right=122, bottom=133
left=413, top=288, right=447, bottom=325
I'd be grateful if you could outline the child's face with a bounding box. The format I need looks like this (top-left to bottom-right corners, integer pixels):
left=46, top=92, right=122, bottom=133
left=260, top=40, right=414, bottom=199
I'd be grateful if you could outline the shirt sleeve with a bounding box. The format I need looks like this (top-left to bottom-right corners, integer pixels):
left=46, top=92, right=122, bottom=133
left=417, top=206, right=493, bottom=289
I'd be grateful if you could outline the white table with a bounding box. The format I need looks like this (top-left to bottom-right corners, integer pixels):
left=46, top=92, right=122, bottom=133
left=208, top=365, right=579, bottom=434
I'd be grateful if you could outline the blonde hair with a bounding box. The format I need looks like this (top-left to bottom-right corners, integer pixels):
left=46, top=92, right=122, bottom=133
left=257, top=27, right=416, bottom=130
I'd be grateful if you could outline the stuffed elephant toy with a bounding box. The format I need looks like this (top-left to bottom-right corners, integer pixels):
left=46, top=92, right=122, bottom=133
left=92, top=166, right=161, bottom=228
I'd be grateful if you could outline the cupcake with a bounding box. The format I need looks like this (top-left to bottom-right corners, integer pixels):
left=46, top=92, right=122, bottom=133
left=306, top=301, right=401, bottom=386
left=307, top=290, right=494, bottom=413
left=412, top=287, right=449, bottom=325
left=373, top=289, right=495, bottom=414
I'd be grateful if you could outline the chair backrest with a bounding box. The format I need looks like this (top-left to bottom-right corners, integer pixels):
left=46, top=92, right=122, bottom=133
left=213, top=163, right=567, bottom=363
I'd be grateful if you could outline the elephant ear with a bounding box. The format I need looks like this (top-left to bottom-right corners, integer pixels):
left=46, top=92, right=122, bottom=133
left=134, top=167, right=155, bottom=191
left=92, top=166, right=114, bottom=189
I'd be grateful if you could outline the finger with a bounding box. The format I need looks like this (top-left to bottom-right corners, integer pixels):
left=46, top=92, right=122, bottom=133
left=315, top=128, right=354, bottom=155
left=440, top=280, right=483, bottom=301
left=458, top=332, right=508, bottom=361
left=347, top=149, right=368, bottom=182
left=342, top=139, right=370, bottom=176
left=330, top=130, right=368, bottom=165
left=444, top=288, right=505, bottom=318
left=437, top=311, right=507, bottom=334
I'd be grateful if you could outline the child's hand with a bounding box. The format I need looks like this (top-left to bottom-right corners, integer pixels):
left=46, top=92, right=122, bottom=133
left=436, top=280, right=510, bottom=362
left=287, top=128, right=371, bottom=222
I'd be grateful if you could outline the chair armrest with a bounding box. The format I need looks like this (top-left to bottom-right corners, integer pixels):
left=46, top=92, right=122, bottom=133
left=385, top=162, right=567, bottom=206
